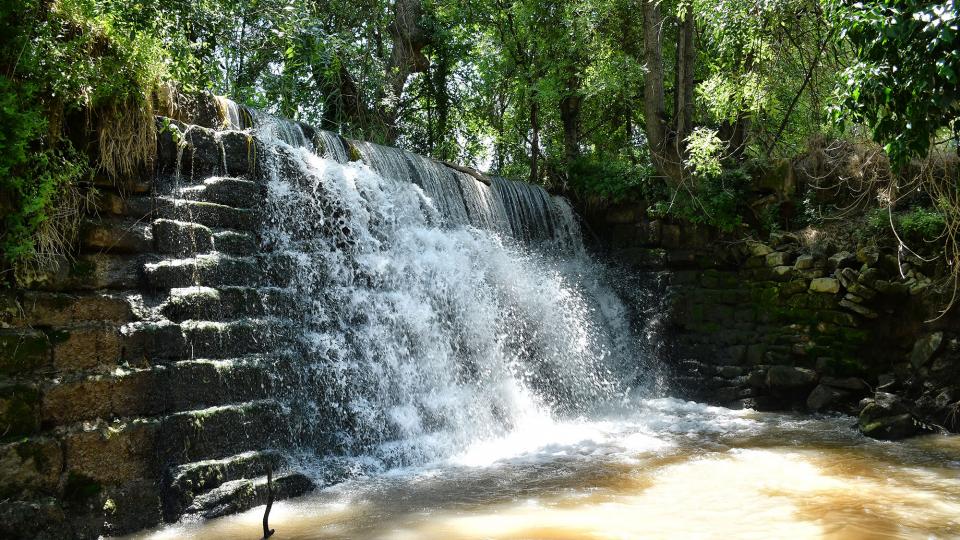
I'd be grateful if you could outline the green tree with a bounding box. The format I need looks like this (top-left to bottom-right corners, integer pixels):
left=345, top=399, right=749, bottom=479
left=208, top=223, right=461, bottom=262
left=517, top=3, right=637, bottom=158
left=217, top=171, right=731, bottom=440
left=832, top=0, right=960, bottom=166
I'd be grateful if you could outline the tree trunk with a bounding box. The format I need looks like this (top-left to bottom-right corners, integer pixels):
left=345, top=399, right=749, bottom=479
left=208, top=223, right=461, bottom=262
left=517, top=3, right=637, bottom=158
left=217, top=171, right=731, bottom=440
left=530, top=95, right=540, bottom=183
left=560, top=90, right=582, bottom=168
left=674, top=4, right=696, bottom=146
left=641, top=0, right=682, bottom=183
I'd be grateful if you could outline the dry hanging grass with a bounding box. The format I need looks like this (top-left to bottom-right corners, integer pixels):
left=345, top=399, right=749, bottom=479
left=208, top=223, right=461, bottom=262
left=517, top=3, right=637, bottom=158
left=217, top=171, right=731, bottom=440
left=96, top=94, right=157, bottom=181
left=17, top=178, right=96, bottom=275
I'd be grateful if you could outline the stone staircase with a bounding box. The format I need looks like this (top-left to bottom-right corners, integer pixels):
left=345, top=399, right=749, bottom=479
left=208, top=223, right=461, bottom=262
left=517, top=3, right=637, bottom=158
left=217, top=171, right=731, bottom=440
left=0, top=117, right=315, bottom=537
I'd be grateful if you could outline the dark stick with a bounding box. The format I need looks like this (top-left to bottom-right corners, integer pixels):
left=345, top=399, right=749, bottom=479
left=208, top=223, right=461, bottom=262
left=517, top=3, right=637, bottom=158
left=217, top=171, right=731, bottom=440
left=262, top=465, right=275, bottom=539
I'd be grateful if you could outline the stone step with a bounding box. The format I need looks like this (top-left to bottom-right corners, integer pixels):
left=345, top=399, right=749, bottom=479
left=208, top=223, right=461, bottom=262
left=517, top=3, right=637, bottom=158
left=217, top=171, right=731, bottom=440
left=120, top=318, right=290, bottom=363
left=175, top=177, right=263, bottom=209
left=159, top=286, right=296, bottom=322
left=164, top=449, right=286, bottom=518
left=99, top=196, right=256, bottom=231
left=16, top=254, right=145, bottom=291
left=157, top=399, right=286, bottom=464
left=156, top=118, right=254, bottom=180
left=40, top=355, right=281, bottom=425
left=144, top=254, right=295, bottom=290
left=0, top=291, right=135, bottom=328
left=183, top=471, right=314, bottom=519
left=60, top=399, right=285, bottom=489
left=80, top=218, right=153, bottom=254
left=152, top=219, right=258, bottom=257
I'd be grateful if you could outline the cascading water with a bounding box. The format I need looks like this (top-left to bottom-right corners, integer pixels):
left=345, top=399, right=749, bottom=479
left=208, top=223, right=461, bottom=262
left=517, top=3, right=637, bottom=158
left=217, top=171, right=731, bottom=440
left=134, top=101, right=960, bottom=540
left=215, top=98, right=645, bottom=471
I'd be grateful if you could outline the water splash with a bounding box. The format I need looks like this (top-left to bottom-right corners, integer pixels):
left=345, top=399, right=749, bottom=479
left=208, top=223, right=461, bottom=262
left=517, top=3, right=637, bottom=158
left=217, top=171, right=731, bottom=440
left=217, top=98, right=646, bottom=470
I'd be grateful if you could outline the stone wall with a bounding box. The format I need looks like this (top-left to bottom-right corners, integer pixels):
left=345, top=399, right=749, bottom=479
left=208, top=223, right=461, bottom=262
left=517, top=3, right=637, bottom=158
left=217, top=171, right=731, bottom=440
left=590, top=201, right=960, bottom=438
left=0, top=115, right=314, bottom=538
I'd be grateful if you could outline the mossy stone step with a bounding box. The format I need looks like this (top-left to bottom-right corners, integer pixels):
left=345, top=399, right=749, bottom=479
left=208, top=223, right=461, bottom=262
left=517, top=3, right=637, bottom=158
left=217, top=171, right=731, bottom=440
left=184, top=472, right=314, bottom=519
left=176, top=177, right=263, bottom=209
left=40, top=356, right=280, bottom=425
left=164, top=449, right=286, bottom=518
left=156, top=118, right=254, bottom=180
left=160, top=286, right=295, bottom=322
left=80, top=218, right=153, bottom=254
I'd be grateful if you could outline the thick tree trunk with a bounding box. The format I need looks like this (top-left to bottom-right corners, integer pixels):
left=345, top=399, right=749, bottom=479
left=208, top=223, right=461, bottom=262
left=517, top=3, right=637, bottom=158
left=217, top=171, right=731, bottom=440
left=641, top=0, right=683, bottom=184
left=560, top=91, right=582, bottom=167
left=674, top=4, right=696, bottom=145
left=530, top=96, right=540, bottom=183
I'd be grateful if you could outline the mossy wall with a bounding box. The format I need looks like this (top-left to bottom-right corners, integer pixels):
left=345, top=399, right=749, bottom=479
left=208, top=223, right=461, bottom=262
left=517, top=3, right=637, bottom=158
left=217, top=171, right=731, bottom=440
left=591, top=201, right=960, bottom=422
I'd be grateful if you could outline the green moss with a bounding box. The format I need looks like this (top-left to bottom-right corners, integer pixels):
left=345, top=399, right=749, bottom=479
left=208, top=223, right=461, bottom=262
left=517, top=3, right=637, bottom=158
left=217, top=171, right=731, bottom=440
left=818, top=357, right=865, bottom=377
left=689, top=303, right=705, bottom=323
left=63, top=472, right=102, bottom=504
left=0, top=332, right=50, bottom=375
left=347, top=142, right=362, bottom=162
left=47, top=328, right=72, bottom=344
left=14, top=439, right=51, bottom=472
left=68, top=258, right=96, bottom=279
left=0, top=385, right=40, bottom=439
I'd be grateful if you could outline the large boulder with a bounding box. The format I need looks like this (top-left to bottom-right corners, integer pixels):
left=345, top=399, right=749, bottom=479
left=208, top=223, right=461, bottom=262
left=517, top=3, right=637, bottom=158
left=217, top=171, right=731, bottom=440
left=858, top=392, right=920, bottom=440
left=909, top=332, right=944, bottom=370
left=766, top=365, right=818, bottom=390
left=806, top=384, right=849, bottom=412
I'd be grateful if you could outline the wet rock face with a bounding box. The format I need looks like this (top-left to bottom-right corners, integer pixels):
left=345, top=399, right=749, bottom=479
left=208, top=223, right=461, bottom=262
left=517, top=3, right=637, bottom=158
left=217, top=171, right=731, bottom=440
left=0, top=106, right=316, bottom=538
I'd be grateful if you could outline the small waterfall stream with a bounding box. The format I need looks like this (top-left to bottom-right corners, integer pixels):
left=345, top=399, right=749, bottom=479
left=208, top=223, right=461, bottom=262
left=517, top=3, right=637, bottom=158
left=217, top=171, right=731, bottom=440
left=215, top=98, right=643, bottom=470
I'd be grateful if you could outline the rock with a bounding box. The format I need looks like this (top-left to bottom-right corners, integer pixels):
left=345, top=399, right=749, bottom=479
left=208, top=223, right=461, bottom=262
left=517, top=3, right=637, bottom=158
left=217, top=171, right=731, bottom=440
left=771, top=265, right=794, bottom=280
left=730, top=396, right=783, bottom=411
left=770, top=231, right=800, bottom=247
left=858, top=393, right=919, bottom=440
left=835, top=267, right=859, bottom=288
left=857, top=267, right=882, bottom=287
left=846, top=281, right=877, bottom=301
left=856, top=246, right=880, bottom=265
left=844, top=292, right=865, bottom=304
left=746, top=368, right=767, bottom=388
left=765, top=251, right=794, bottom=267
left=661, top=224, right=681, bottom=249
left=795, top=254, right=815, bottom=270
left=745, top=241, right=773, bottom=258
left=877, top=373, right=897, bottom=390
left=717, top=365, right=743, bottom=378
left=807, top=384, right=849, bottom=411
left=910, top=332, right=944, bottom=369
left=839, top=299, right=878, bottom=319
left=828, top=251, right=856, bottom=271
left=809, top=277, right=840, bottom=294
left=821, top=376, right=869, bottom=391
left=766, top=365, right=818, bottom=390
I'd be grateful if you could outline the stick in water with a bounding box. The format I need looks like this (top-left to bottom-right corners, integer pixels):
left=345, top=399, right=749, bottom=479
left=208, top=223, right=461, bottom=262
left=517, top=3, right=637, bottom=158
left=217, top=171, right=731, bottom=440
left=262, top=464, right=275, bottom=539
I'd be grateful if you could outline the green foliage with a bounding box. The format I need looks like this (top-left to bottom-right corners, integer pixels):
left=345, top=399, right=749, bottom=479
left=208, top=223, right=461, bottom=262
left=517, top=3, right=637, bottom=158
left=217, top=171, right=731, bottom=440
left=566, top=152, right=653, bottom=202
left=685, top=128, right=724, bottom=178
left=649, top=168, right=752, bottom=232
left=831, top=0, right=960, bottom=167
left=868, top=205, right=948, bottom=244
left=0, top=0, right=175, bottom=269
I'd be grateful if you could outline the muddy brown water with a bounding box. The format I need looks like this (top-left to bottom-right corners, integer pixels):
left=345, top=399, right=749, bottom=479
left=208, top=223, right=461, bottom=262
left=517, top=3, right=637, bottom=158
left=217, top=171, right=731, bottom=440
left=130, top=399, right=960, bottom=540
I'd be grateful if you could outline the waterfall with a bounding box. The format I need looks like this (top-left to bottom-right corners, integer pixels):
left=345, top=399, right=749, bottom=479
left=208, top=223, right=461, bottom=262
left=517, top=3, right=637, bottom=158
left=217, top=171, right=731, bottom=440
left=218, top=98, right=642, bottom=470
